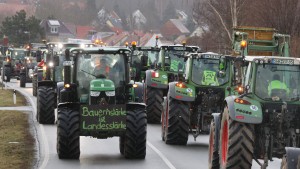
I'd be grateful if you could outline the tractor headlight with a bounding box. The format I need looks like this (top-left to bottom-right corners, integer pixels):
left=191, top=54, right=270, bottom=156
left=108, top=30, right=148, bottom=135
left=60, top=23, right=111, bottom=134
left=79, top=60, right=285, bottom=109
left=105, top=91, right=115, bottom=96
left=48, top=62, right=54, bottom=67
left=90, top=91, right=100, bottom=97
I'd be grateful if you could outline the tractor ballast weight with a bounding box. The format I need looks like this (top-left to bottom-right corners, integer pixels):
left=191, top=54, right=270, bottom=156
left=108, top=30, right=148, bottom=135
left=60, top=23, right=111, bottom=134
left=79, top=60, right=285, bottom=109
left=144, top=45, right=199, bottom=123
left=232, top=26, right=290, bottom=57
left=210, top=56, right=300, bottom=168
left=56, top=47, right=147, bottom=159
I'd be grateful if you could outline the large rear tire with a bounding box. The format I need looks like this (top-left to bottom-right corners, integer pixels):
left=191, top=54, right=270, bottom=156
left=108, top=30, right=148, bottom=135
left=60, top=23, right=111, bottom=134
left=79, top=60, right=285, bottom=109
left=37, top=86, right=55, bottom=124
left=32, top=75, right=37, bottom=96
left=119, top=136, right=125, bottom=155
left=219, top=107, right=254, bottom=169
left=20, top=74, right=26, bottom=87
left=4, top=67, right=11, bottom=82
left=208, top=115, right=220, bottom=169
left=57, top=107, right=80, bottom=159
left=164, top=97, right=190, bottom=145
left=145, top=86, right=163, bottom=123
left=124, top=107, right=147, bottom=159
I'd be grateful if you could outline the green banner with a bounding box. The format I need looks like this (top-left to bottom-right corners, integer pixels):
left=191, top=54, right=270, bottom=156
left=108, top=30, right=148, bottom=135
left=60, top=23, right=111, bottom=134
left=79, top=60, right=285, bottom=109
left=80, top=104, right=126, bottom=131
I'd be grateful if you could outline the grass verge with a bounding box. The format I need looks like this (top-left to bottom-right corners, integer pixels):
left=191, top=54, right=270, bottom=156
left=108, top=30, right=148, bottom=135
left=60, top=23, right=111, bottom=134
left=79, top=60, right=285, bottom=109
left=0, top=83, right=34, bottom=169
left=0, top=111, right=34, bottom=169
left=0, top=84, right=27, bottom=106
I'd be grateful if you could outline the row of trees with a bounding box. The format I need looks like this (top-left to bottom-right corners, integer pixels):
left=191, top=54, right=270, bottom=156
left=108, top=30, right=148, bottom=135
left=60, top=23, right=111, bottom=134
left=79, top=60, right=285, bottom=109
left=0, top=10, right=43, bottom=47
left=192, top=0, right=300, bottom=56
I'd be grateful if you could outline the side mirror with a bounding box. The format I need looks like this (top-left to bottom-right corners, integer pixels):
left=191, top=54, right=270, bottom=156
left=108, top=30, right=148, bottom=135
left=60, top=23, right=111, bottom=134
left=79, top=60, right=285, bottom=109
left=141, top=55, right=148, bottom=67
left=54, top=55, right=60, bottom=66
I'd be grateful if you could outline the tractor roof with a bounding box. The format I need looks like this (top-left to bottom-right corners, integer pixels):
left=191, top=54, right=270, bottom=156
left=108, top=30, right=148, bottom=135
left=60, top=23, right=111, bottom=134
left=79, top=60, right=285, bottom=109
left=245, top=56, right=300, bottom=65
left=70, top=46, right=131, bottom=55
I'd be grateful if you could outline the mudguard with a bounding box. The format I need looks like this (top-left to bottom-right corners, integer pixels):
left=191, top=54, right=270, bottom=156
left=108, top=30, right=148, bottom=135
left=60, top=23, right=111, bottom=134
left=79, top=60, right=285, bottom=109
left=225, top=95, right=262, bottom=124
left=57, top=102, right=80, bottom=110
left=127, top=102, right=146, bottom=110
left=168, top=81, right=195, bottom=101
left=145, top=69, right=168, bottom=89
left=38, top=80, right=56, bottom=88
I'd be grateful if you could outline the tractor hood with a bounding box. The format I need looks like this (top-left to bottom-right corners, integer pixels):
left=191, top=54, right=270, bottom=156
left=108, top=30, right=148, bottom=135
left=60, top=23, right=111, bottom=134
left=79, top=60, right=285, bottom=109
left=90, top=79, right=115, bottom=91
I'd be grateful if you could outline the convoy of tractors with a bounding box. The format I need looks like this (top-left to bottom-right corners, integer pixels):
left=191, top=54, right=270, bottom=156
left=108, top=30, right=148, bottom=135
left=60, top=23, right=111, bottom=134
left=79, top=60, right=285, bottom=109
left=1, top=26, right=300, bottom=168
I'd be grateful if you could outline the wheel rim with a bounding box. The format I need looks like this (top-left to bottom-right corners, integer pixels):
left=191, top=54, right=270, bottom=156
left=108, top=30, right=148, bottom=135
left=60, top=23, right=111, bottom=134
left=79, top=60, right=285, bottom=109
left=208, top=122, right=214, bottom=166
left=221, top=119, right=228, bottom=166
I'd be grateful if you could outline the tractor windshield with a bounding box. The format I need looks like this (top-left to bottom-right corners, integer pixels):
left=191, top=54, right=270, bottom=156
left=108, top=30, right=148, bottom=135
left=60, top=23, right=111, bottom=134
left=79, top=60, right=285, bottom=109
left=77, top=53, right=126, bottom=93
left=191, top=58, right=229, bottom=86
left=9, top=49, right=25, bottom=60
left=164, top=50, right=185, bottom=72
left=132, top=50, right=159, bottom=69
left=255, top=64, right=300, bottom=101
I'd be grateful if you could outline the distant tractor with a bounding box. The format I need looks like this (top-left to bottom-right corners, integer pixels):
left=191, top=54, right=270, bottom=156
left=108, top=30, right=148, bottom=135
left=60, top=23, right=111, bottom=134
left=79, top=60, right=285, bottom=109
left=1, top=48, right=26, bottom=82
left=56, top=47, right=147, bottom=159
left=162, top=52, right=238, bottom=145
left=144, top=44, right=198, bottom=123
left=35, top=42, right=95, bottom=124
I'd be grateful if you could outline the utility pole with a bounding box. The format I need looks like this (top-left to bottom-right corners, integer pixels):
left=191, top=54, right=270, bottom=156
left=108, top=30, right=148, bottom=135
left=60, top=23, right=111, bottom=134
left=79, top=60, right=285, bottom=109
left=231, top=0, right=237, bottom=27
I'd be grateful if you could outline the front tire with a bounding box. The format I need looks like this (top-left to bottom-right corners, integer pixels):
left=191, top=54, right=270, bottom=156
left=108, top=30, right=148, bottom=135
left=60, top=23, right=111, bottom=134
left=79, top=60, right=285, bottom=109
left=124, top=107, right=147, bottom=159
left=145, top=86, right=163, bottom=123
left=219, top=107, right=254, bottom=169
left=208, top=115, right=220, bottom=169
left=57, top=107, right=80, bottom=159
left=37, top=86, right=55, bottom=124
left=32, top=75, right=37, bottom=96
left=4, top=67, right=11, bottom=82
left=20, top=74, right=26, bottom=87
left=164, top=97, right=190, bottom=145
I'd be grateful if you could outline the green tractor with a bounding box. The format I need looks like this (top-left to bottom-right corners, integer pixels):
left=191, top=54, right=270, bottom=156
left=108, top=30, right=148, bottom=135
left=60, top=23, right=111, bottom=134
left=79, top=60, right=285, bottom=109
left=56, top=47, right=147, bottom=159
left=161, top=52, right=238, bottom=145
left=209, top=56, right=300, bottom=169
left=144, top=44, right=198, bottom=123
left=1, top=47, right=26, bottom=82
left=35, top=42, right=95, bottom=124
left=19, top=45, right=42, bottom=88
left=129, top=45, right=160, bottom=103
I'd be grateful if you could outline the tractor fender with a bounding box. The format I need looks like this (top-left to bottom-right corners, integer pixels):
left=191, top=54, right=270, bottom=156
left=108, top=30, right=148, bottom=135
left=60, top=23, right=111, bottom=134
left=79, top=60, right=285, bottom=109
left=57, top=82, right=64, bottom=94
left=38, top=80, right=56, bottom=88
left=168, top=81, right=195, bottom=102
left=145, top=69, right=168, bottom=89
left=133, top=81, right=144, bottom=103
left=127, top=102, right=146, bottom=110
left=225, top=95, right=262, bottom=124
left=57, top=102, right=80, bottom=110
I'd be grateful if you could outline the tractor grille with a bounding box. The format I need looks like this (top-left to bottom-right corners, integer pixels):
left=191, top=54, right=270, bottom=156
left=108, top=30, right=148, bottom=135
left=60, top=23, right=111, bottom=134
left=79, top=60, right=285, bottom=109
left=90, top=91, right=115, bottom=105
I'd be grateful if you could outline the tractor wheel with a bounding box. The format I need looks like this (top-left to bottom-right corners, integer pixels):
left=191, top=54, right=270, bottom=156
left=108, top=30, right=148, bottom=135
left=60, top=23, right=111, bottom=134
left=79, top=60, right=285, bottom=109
left=124, top=107, right=147, bottom=159
left=164, top=97, right=190, bottom=145
left=145, top=86, right=163, bottom=123
left=119, top=136, right=125, bottom=155
left=20, top=74, right=26, bottom=87
left=32, top=75, right=37, bottom=96
left=37, top=86, right=55, bottom=124
left=219, top=107, right=254, bottom=169
left=57, top=107, right=80, bottom=159
left=208, top=115, right=220, bottom=169
left=4, top=67, right=11, bottom=82
left=161, top=96, right=168, bottom=141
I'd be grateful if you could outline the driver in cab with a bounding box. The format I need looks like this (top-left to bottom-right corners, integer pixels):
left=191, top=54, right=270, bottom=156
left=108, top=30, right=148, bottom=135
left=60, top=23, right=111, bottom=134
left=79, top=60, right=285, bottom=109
left=93, top=56, right=110, bottom=78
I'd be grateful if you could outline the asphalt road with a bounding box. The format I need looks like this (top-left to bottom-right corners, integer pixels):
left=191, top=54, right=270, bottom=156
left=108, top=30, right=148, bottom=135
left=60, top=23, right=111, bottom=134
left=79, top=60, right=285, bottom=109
left=2, top=79, right=282, bottom=169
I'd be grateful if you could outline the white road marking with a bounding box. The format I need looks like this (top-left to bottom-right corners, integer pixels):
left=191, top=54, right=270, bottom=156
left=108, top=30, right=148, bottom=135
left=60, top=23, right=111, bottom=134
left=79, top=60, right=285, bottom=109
left=147, top=141, right=177, bottom=169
